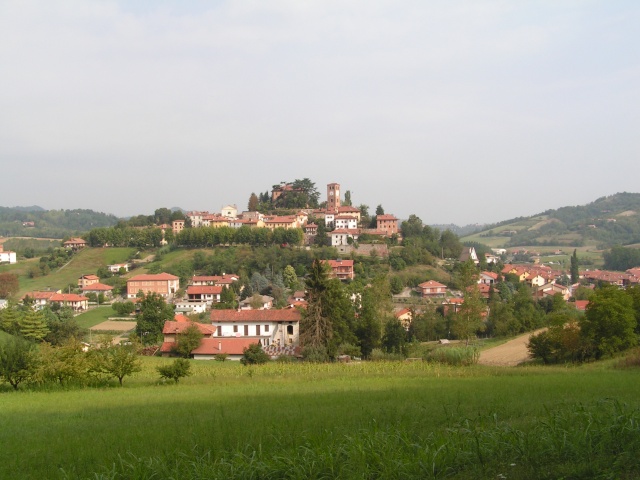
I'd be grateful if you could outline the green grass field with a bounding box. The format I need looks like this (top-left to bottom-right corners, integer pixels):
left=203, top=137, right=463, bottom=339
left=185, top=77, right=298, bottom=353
left=74, top=306, right=127, bottom=329
left=0, top=247, right=136, bottom=297
left=1, top=359, right=639, bottom=479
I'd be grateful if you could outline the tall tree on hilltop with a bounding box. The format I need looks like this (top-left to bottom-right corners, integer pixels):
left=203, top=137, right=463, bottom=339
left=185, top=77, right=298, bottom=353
left=570, top=249, right=579, bottom=284
left=248, top=193, right=259, bottom=212
left=343, top=190, right=352, bottom=206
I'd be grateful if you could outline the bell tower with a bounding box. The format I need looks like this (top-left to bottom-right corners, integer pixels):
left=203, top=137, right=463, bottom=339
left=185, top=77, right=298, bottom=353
left=327, top=183, right=341, bottom=212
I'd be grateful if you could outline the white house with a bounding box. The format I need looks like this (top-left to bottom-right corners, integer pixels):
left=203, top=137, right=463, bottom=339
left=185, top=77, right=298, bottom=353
left=330, top=229, right=359, bottom=247
left=0, top=245, right=17, bottom=264
left=209, top=309, right=301, bottom=348
left=220, top=205, right=238, bottom=218
left=108, top=263, right=129, bottom=273
left=334, top=215, right=358, bottom=230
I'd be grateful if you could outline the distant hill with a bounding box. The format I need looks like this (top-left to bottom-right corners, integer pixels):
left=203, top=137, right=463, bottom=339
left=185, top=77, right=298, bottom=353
left=461, top=192, right=640, bottom=249
left=0, top=207, right=120, bottom=239
left=9, top=205, right=46, bottom=212
left=430, top=224, right=486, bottom=237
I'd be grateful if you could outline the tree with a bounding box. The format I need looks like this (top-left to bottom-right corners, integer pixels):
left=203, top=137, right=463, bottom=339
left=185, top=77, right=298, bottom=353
left=157, top=358, right=192, bottom=383
left=283, top=265, right=297, bottom=290
left=248, top=193, right=259, bottom=212
left=172, top=323, right=203, bottom=358
left=580, top=286, right=637, bottom=359
left=217, top=285, right=237, bottom=309
left=19, top=309, right=49, bottom=342
left=570, top=249, right=579, bottom=284
left=375, top=204, right=385, bottom=216
left=37, top=339, right=89, bottom=385
left=240, top=343, right=270, bottom=365
left=0, top=335, right=37, bottom=390
left=343, top=190, right=352, bottom=206
left=0, top=273, right=19, bottom=299
left=382, top=319, right=408, bottom=356
left=300, top=259, right=332, bottom=350
left=135, top=292, right=175, bottom=344
left=89, top=345, right=141, bottom=386
left=452, top=284, right=486, bottom=345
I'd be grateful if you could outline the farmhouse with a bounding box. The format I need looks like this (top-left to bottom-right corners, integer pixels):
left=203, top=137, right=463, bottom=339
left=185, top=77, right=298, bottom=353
left=322, top=259, right=355, bottom=280
left=81, top=283, right=114, bottom=298
left=78, top=274, right=100, bottom=289
left=63, top=238, right=87, bottom=250
left=209, top=308, right=300, bottom=348
left=49, top=293, right=89, bottom=311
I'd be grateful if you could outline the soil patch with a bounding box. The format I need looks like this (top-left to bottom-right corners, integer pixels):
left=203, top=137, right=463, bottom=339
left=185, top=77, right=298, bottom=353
left=478, top=329, right=546, bottom=366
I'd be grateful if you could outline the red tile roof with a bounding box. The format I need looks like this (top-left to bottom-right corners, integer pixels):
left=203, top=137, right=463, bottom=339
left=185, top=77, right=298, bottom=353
left=81, top=283, right=114, bottom=291
left=324, top=259, right=354, bottom=268
left=210, top=309, right=301, bottom=323
left=418, top=280, right=447, bottom=288
left=191, top=338, right=259, bottom=355
left=162, top=321, right=216, bottom=335
left=50, top=293, right=89, bottom=302
left=22, top=291, right=56, bottom=301
left=376, top=214, right=398, bottom=221
left=187, top=285, right=223, bottom=295
left=128, top=273, right=179, bottom=281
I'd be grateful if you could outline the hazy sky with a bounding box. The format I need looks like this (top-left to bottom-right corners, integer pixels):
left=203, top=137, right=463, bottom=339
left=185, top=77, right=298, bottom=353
left=1, top=1, right=639, bottom=225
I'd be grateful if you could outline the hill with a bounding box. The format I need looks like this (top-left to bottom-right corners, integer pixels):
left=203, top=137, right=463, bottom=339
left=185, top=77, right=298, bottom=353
left=462, top=192, right=640, bottom=250
left=0, top=207, right=120, bottom=239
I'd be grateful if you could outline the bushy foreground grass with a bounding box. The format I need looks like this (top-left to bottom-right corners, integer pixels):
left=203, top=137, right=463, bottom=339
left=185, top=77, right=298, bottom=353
left=1, top=359, right=639, bottom=479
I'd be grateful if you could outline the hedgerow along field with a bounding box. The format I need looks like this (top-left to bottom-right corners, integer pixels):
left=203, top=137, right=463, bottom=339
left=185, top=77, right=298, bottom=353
left=1, top=358, right=640, bottom=479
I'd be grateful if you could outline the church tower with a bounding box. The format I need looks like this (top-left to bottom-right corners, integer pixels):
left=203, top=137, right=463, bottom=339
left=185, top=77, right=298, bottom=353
left=327, top=183, right=341, bottom=212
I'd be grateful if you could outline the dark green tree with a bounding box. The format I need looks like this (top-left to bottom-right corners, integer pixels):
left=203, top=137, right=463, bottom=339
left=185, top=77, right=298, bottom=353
left=135, top=292, right=175, bottom=344
left=19, top=309, right=49, bottom=342
left=581, top=286, right=637, bottom=359
left=343, top=190, right=352, bottom=206
left=570, top=249, right=579, bottom=284
left=300, top=259, right=332, bottom=350
left=248, top=193, right=259, bottom=212
left=0, top=335, right=37, bottom=390
left=382, top=319, right=408, bottom=355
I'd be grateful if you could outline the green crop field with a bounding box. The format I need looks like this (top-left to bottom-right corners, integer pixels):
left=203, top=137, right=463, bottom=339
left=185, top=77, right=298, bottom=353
left=74, top=306, right=128, bottom=329
left=1, top=358, right=639, bottom=479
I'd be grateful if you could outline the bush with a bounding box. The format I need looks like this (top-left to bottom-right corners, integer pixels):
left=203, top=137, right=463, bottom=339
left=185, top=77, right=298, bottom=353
left=240, top=343, right=270, bottom=365
left=425, top=346, right=479, bottom=366
left=214, top=354, right=229, bottom=362
left=370, top=348, right=405, bottom=362
left=301, top=345, right=329, bottom=363
left=337, top=343, right=362, bottom=358
left=157, top=358, right=192, bottom=383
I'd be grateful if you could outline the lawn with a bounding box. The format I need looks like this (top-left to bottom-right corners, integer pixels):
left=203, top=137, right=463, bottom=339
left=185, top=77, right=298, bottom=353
left=6, top=247, right=136, bottom=297
left=74, top=305, right=128, bottom=329
left=0, top=359, right=639, bottom=479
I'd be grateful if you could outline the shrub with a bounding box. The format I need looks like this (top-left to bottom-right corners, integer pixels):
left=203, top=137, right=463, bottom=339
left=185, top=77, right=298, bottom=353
left=370, top=348, right=405, bottom=362
left=240, top=343, right=270, bottom=365
left=214, top=354, right=229, bottom=362
left=301, top=345, right=329, bottom=363
left=157, top=358, right=192, bottom=383
left=425, top=346, right=479, bottom=366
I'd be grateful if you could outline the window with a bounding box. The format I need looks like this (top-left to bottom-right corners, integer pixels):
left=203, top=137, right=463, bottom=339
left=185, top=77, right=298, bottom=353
left=287, top=325, right=294, bottom=335
left=233, top=325, right=238, bottom=333
left=256, top=325, right=261, bottom=335
left=244, top=325, right=249, bottom=336
left=265, top=324, right=270, bottom=332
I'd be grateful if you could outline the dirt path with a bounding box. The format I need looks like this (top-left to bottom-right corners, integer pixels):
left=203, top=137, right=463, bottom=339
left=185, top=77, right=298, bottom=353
left=478, top=329, right=546, bottom=366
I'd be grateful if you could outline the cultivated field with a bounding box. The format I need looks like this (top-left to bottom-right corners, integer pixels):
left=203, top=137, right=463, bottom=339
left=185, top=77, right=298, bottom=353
left=1, top=358, right=639, bottom=479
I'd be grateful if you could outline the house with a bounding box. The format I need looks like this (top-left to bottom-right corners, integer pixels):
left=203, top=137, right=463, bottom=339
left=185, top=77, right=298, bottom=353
left=172, top=219, right=185, bottom=234
left=417, top=280, right=448, bottom=298
left=334, top=215, right=358, bottom=230
left=190, top=274, right=239, bottom=287
left=336, top=205, right=361, bottom=222
left=78, top=274, right=100, bottom=289
left=0, top=244, right=17, bottom=264
left=239, top=295, right=273, bottom=310
left=535, top=283, right=571, bottom=301
left=108, top=263, right=130, bottom=274
left=186, top=285, right=222, bottom=306
left=263, top=216, right=299, bottom=230
left=459, top=247, right=479, bottom=265
left=220, top=205, right=238, bottom=218
left=22, top=291, right=57, bottom=309
left=126, top=273, right=180, bottom=299
left=81, top=283, right=114, bottom=298
left=210, top=308, right=301, bottom=348
left=479, top=271, right=498, bottom=285
left=49, top=293, right=89, bottom=311
left=304, top=223, right=318, bottom=235
left=376, top=214, right=399, bottom=236
left=322, top=259, right=355, bottom=280
left=330, top=229, right=359, bottom=247
left=395, top=308, right=413, bottom=330
left=174, top=300, right=207, bottom=315
left=63, top=238, right=87, bottom=250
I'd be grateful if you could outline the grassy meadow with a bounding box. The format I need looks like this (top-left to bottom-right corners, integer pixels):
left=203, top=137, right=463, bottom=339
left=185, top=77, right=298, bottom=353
left=0, top=247, right=136, bottom=297
left=1, top=358, right=639, bottom=479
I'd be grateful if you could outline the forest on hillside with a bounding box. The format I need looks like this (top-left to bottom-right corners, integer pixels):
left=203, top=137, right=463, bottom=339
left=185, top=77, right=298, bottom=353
left=0, top=207, right=119, bottom=239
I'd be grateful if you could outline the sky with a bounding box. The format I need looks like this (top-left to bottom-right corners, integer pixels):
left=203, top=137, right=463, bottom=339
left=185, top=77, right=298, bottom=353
left=1, top=0, right=639, bottom=225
